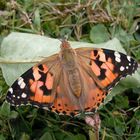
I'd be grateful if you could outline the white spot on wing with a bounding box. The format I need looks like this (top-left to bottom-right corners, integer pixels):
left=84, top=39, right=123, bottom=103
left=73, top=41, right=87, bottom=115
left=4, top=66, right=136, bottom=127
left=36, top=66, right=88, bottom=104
left=12, top=95, right=15, bottom=98
left=18, top=77, right=24, bottom=85
left=17, top=77, right=26, bottom=89
left=114, top=51, right=121, bottom=62
left=20, top=82, right=26, bottom=89
left=127, top=56, right=131, bottom=61
left=120, top=66, right=125, bottom=71
left=33, top=105, right=39, bottom=108
left=42, top=107, right=49, bottom=110
left=17, top=96, right=20, bottom=99
left=21, top=92, right=27, bottom=98
left=114, top=51, right=121, bottom=58
left=8, top=88, right=13, bottom=94
left=115, top=57, right=121, bottom=62
left=18, top=77, right=24, bottom=81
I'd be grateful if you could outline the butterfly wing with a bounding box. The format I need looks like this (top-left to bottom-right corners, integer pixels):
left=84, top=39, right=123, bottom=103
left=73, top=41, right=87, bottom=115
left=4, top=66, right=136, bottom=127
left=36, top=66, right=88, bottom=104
left=76, top=47, right=138, bottom=90
left=6, top=54, right=62, bottom=110
left=74, top=47, right=138, bottom=114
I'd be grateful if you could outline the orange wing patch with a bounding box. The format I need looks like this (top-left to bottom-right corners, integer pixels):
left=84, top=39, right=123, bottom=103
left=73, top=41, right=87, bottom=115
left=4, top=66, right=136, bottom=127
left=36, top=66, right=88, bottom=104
left=45, top=73, right=54, bottom=90
left=89, top=50, right=118, bottom=88
left=29, top=65, right=55, bottom=104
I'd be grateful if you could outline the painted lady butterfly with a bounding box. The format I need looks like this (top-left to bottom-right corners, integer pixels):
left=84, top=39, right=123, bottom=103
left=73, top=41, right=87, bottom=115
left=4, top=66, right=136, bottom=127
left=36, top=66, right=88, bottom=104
left=6, top=40, right=138, bottom=116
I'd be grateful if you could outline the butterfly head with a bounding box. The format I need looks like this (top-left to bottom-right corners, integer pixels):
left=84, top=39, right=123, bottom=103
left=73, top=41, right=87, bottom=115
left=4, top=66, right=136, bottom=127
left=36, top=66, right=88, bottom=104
left=60, top=39, right=71, bottom=50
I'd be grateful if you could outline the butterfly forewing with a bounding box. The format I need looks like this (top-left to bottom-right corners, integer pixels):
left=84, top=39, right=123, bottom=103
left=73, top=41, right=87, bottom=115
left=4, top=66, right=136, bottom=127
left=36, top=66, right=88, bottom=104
left=76, top=48, right=138, bottom=90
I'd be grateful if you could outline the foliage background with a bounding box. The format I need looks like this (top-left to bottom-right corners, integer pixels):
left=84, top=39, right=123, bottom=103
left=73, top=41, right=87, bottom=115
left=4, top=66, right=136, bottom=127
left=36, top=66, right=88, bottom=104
left=0, top=0, right=140, bottom=140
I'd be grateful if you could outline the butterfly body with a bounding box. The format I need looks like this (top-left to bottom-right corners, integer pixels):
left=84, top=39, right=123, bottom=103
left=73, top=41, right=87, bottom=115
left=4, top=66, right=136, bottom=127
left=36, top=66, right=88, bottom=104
left=6, top=40, right=138, bottom=116
left=60, top=40, right=82, bottom=97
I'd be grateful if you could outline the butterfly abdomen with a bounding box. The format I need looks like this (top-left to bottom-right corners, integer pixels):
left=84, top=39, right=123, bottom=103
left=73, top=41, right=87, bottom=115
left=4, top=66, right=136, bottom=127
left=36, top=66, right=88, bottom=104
left=67, top=68, right=82, bottom=97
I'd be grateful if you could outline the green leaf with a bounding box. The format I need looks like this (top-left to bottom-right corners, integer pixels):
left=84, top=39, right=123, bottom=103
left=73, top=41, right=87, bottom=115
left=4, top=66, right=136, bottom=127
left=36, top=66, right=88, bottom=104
left=0, top=101, right=10, bottom=117
left=39, top=132, right=55, bottom=140
left=90, top=24, right=110, bottom=43
left=115, top=95, right=129, bottom=109
left=10, top=110, right=18, bottom=119
left=111, top=26, right=134, bottom=45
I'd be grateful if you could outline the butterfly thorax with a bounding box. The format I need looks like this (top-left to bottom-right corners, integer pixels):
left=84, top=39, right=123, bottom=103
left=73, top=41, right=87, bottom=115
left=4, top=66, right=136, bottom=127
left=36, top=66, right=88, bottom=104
left=60, top=40, right=82, bottom=97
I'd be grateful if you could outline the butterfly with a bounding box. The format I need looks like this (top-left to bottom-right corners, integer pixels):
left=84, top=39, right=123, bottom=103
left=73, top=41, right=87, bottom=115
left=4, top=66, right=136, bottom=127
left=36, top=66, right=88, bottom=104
left=6, top=39, right=138, bottom=116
